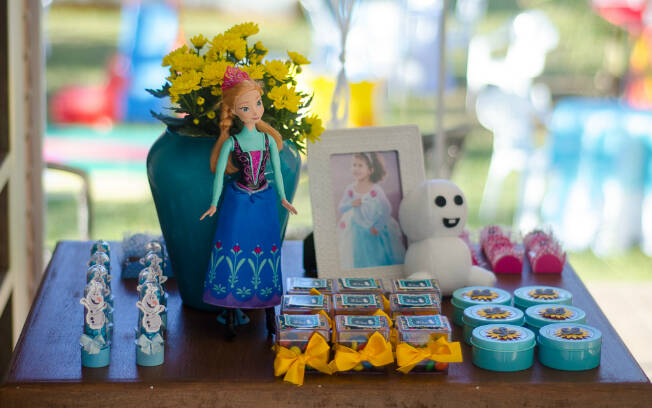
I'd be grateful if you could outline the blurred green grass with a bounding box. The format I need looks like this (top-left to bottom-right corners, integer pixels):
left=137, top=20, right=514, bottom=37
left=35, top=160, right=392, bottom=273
left=45, top=3, right=651, bottom=282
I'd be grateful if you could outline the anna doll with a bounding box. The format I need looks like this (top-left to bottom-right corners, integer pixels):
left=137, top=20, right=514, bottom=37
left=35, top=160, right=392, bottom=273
left=200, top=66, right=297, bottom=339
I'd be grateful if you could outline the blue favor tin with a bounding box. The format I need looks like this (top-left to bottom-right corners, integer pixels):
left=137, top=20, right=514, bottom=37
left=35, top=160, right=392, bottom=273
left=524, top=304, right=586, bottom=335
left=513, top=286, right=572, bottom=311
left=462, top=305, right=524, bottom=345
left=451, top=286, right=512, bottom=326
left=470, top=324, right=535, bottom=372
left=538, top=323, right=602, bottom=371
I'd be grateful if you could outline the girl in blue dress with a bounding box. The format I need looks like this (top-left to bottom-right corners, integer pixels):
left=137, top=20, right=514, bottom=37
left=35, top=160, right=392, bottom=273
left=200, top=67, right=297, bottom=338
left=337, top=152, right=405, bottom=269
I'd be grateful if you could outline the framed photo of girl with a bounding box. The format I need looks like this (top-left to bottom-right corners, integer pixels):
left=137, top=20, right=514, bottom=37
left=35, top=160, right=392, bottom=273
left=307, top=125, right=426, bottom=280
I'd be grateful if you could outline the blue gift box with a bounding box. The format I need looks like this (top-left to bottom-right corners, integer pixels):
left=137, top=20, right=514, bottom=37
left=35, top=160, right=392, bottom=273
left=513, top=286, right=572, bottom=311
left=462, top=305, right=524, bottom=345
left=451, top=286, right=512, bottom=327
left=470, top=324, right=535, bottom=372
left=524, top=304, right=586, bottom=335
left=537, top=323, right=602, bottom=371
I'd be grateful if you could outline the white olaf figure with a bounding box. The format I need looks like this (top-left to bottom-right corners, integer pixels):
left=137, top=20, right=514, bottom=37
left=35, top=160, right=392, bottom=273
left=136, top=286, right=165, bottom=333
left=80, top=282, right=107, bottom=331
left=398, top=179, right=496, bottom=296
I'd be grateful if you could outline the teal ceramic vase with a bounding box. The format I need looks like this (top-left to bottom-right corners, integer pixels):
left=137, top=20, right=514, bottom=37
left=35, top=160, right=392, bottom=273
left=147, top=128, right=301, bottom=310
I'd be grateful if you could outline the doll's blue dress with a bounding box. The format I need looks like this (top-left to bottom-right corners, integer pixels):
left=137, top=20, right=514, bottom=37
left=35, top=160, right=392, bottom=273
left=202, top=129, right=283, bottom=309
left=337, top=184, right=406, bottom=269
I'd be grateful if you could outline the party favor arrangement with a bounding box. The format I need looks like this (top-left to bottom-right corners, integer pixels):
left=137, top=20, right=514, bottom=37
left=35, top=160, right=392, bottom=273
left=273, top=277, right=463, bottom=386
left=135, top=242, right=168, bottom=366
left=80, top=241, right=113, bottom=368
left=452, top=284, right=602, bottom=372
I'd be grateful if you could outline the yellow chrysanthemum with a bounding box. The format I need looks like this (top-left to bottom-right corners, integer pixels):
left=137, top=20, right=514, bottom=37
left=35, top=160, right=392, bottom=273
left=169, top=70, right=202, bottom=96
left=213, top=33, right=247, bottom=61
left=242, top=64, right=265, bottom=80
left=268, top=85, right=301, bottom=113
left=193, top=118, right=200, bottom=125
left=190, top=34, right=208, bottom=49
left=168, top=53, right=204, bottom=73
left=209, top=34, right=229, bottom=56
left=226, top=22, right=259, bottom=38
left=303, top=115, right=324, bottom=143
left=196, top=96, right=205, bottom=105
left=287, top=51, right=310, bottom=65
left=162, top=45, right=189, bottom=67
left=201, top=60, right=231, bottom=87
left=264, top=60, right=289, bottom=81
left=207, top=111, right=216, bottom=119
left=254, top=41, right=268, bottom=56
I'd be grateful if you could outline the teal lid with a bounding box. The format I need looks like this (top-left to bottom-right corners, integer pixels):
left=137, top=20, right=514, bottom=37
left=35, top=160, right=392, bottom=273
left=462, top=305, right=524, bottom=328
left=471, top=324, right=535, bottom=351
left=451, top=286, right=512, bottom=309
left=538, top=323, right=602, bottom=350
left=525, top=304, right=586, bottom=329
left=513, top=286, right=572, bottom=309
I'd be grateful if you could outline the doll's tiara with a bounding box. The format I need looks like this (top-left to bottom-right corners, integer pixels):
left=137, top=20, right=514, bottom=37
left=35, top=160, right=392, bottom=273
left=222, top=66, right=251, bottom=91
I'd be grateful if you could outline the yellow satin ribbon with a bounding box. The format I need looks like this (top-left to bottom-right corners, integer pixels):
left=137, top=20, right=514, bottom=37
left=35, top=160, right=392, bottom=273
left=381, top=294, right=390, bottom=313
left=318, top=310, right=332, bottom=328
left=395, top=337, right=463, bottom=374
left=309, top=288, right=323, bottom=296
left=329, top=331, right=394, bottom=372
left=273, top=333, right=332, bottom=386
left=372, top=309, right=393, bottom=328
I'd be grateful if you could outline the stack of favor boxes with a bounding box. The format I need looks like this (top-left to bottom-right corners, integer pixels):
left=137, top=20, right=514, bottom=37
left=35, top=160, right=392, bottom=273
left=276, top=277, right=457, bottom=375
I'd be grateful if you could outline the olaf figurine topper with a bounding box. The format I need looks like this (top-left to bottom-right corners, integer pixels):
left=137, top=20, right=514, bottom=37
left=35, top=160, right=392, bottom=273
left=398, top=179, right=496, bottom=295
left=80, top=281, right=111, bottom=367
left=135, top=285, right=166, bottom=366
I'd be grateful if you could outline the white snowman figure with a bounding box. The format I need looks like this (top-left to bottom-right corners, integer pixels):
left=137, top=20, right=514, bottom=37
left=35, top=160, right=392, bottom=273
left=136, top=286, right=165, bottom=333
left=80, top=282, right=107, bottom=330
left=398, top=179, right=496, bottom=295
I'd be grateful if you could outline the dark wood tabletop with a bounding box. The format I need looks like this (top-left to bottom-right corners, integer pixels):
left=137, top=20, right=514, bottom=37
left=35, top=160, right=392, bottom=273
left=1, top=241, right=650, bottom=407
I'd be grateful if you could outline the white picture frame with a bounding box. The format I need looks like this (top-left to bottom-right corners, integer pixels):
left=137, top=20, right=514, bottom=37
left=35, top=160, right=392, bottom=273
left=307, top=125, right=426, bottom=280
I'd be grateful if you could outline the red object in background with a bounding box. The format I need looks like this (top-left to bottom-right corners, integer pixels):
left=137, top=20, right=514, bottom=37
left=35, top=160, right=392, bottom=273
left=50, top=54, right=128, bottom=128
left=523, top=230, right=566, bottom=274
left=593, top=0, right=647, bottom=34
left=479, top=225, right=524, bottom=274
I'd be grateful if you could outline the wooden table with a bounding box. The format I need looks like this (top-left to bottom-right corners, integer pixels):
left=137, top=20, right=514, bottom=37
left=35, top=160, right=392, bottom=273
left=1, top=241, right=650, bottom=407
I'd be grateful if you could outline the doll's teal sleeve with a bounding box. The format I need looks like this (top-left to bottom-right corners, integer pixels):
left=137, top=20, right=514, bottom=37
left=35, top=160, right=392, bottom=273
left=210, top=138, right=234, bottom=207
left=268, top=137, right=287, bottom=201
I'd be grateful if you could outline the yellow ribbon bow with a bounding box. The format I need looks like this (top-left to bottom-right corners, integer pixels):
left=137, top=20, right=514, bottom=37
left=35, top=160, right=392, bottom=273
left=396, top=337, right=463, bottom=374
left=329, top=331, right=394, bottom=372
left=273, top=333, right=332, bottom=386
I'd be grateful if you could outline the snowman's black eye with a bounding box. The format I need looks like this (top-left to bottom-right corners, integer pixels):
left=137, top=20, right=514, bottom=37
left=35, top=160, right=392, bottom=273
left=435, top=196, right=446, bottom=207
left=454, top=195, right=463, bottom=205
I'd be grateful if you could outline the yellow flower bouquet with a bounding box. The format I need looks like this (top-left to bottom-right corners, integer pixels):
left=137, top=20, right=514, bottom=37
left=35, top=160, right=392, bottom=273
left=148, top=22, right=324, bottom=150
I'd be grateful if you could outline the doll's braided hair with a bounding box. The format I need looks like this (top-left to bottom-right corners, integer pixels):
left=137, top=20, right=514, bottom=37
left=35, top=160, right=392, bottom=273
left=355, top=152, right=386, bottom=183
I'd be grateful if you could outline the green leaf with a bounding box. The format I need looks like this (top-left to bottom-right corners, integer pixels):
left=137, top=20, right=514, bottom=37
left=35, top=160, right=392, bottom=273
left=146, top=83, right=171, bottom=98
